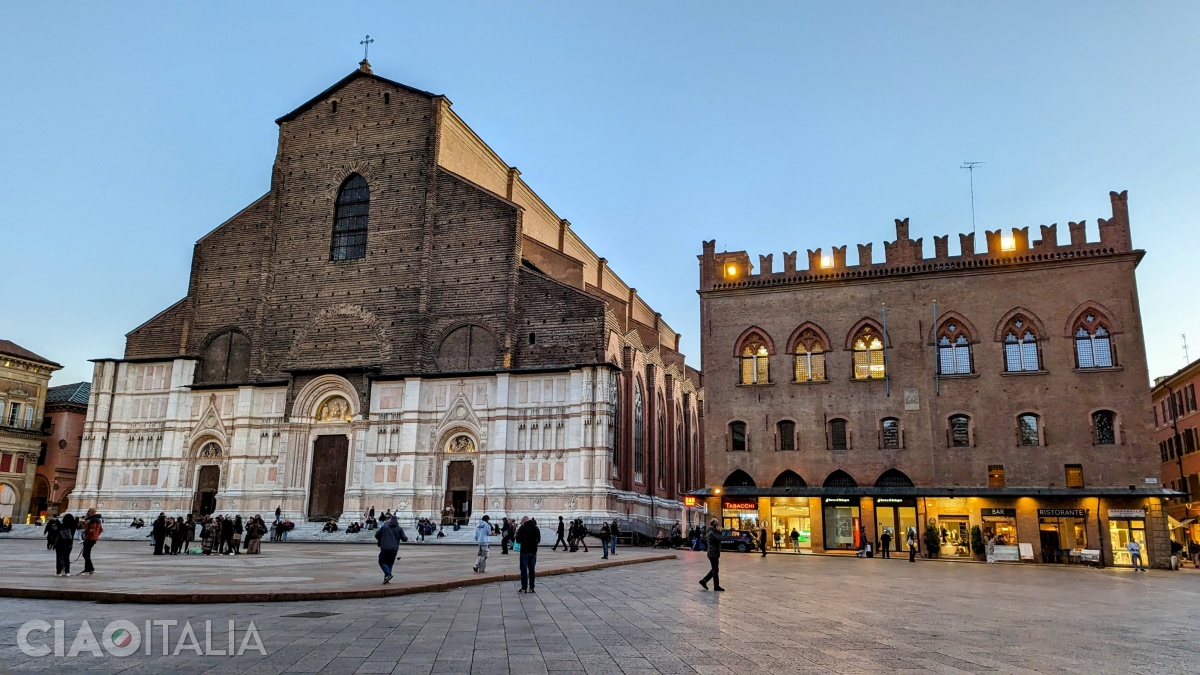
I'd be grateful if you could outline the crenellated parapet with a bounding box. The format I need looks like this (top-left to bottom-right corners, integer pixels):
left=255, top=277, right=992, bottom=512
left=699, top=190, right=1139, bottom=291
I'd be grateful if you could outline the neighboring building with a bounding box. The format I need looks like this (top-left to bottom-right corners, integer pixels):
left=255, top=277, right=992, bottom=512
left=35, top=382, right=90, bottom=517
left=0, top=340, right=61, bottom=523
left=1150, top=363, right=1200, bottom=547
left=696, top=191, right=1175, bottom=567
left=74, top=61, right=703, bottom=531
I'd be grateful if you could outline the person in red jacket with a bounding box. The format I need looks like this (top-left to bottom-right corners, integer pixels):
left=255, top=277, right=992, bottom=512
left=79, top=508, right=104, bottom=576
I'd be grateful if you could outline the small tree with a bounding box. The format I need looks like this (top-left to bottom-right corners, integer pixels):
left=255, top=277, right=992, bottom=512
left=970, top=525, right=986, bottom=558
left=924, top=524, right=941, bottom=558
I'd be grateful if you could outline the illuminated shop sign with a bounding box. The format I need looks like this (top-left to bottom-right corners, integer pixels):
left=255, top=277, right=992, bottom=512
left=982, top=508, right=1016, bottom=517
left=875, top=498, right=907, bottom=504
left=823, top=497, right=852, bottom=504
left=683, top=495, right=698, bottom=507
left=1037, top=508, right=1086, bottom=518
left=1108, top=509, right=1145, bottom=519
left=722, top=500, right=757, bottom=510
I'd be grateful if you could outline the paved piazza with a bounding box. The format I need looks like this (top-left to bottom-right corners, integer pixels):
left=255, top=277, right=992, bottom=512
left=0, top=545, right=1197, bottom=674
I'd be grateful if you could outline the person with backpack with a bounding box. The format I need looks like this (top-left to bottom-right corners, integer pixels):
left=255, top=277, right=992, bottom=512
left=78, top=508, right=104, bottom=575
left=374, top=515, right=408, bottom=584
left=473, top=515, right=492, bottom=573
left=43, top=515, right=61, bottom=550
left=515, top=516, right=541, bottom=593
left=599, top=523, right=612, bottom=559
left=54, top=513, right=76, bottom=577
left=500, top=517, right=514, bottom=554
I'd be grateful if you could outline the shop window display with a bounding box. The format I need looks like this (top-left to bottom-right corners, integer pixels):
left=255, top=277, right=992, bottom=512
left=771, top=498, right=811, bottom=551
left=823, top=499, right=861, bottom=550
left=1109, top=518, right=1147, bottom=567
left=937, top=516, right=971, bottom=558
left=982, top=509, right=1020, bottom=561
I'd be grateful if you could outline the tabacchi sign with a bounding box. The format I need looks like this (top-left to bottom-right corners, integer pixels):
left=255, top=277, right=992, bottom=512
left=17, top=620, right=266, bottom=658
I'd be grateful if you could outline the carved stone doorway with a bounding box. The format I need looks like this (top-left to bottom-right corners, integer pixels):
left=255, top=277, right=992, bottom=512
left=444, top=460, right=474, bottom=526
left=308, top=435, right=349, bottom=521
left=193, top=465, right=220, bottom=516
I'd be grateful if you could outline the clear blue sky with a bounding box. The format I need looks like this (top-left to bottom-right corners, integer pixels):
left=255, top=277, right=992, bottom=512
left=2, top=2, right=1198, bottom=386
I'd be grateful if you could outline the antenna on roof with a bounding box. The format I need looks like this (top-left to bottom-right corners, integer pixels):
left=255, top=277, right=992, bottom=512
left=1183, top=333, right=1190, bottom=364
left=960, top=161, right=985, bottom=237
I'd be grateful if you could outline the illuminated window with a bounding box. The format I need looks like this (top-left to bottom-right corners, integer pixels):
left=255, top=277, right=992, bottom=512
left=988, top=465, right=1005, bottom=487
left=1093, top=410, right=1116, bottom=445
left=793, top=329, right=827, bottom=382
left=1065, top=464, right=1084, bottom=488
left=1002, top=315, right=1040, bottom=372
left=937, top=321, right=972, bottom=375
left=331, top=174, right=369, bottom=260
left=1018, top=413, right=1041, bottom=446
left=739, top=333, right=771, bottom=385
left=949, top=415, right=971, bottom=447
left=852, top=327, right=885, bottom=380
left=1075, top=313, right=1114, bottom=368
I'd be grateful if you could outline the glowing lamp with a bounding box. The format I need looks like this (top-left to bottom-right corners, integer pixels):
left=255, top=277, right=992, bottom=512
left=820, top=256, right=833, bottom=268
left=725, top=264, right=738, bottom=277
left=1001, top=235, right=1016, bottom=251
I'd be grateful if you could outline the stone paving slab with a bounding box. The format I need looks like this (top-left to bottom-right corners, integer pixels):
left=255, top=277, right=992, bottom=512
left=0, top=539, right=672, bottom=603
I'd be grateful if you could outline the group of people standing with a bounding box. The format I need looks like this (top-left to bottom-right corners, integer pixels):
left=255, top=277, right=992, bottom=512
left=44, top=508, right=104, bottom=576
left=142, top=512, right=269, bottom=555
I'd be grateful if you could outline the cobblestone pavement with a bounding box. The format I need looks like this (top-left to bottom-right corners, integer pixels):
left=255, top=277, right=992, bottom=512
left=1, top=549, right=1198, bottom=674
left=0, top=540, right=667, bottom=601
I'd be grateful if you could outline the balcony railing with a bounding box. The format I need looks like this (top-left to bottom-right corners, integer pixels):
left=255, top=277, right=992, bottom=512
left=0, top=418, right=39, bottom=432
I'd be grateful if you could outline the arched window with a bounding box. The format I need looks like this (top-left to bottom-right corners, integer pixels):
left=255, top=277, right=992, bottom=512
left=1093, top=410, right=1116, bottom=445
left=739, top=333, right=771, bottom=385
left=881, top=417, right=901, bottom=449
left=823, top=469, right=857, bottom=488
left=852, top=327, right=885, bottom=380
left=793, top=329, right=827, bottom=382
left=777, top=420, right=796, bottom=451
left=199, top=330, right=251, bottom=384
left=948, top=414, right=971, bottom=447
left=331, top=174, right=369, bottom=260
left=657, top=403, right=666, bottom=488
left=874, top=469, right=914, bottom=488
left=435, top=325, right=498, bottom=371
left=828, top=418, right=849, bottom=450
left=1018, top=413, right=1041, bottom=446
left=773, top=470, right=806, bottom=487
left=724, top=469, right=756, bottom=487
left=675, top=416, right=683, bottom=492
left=729, top=421, right=747, bottom=452
left=633, top=380, right=644, bottom=482
left=937, top=322, right=972, bottom=375
left=1075, top=313, right=1115, bottom=368
left=1001, top=315, right=1040, bottom=372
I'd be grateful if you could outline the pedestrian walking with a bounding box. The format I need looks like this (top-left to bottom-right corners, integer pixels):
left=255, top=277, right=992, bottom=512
left=906, top=526, right=917, bottom=563
left=986, top=534, right=997, bottom=564
left=516, top=516, right=541, bottom=593
left=610, top=519, right=620, bottom=556
left=880, top=529, right=892, bottom=559
left=758, top=525, right=768, bottom=558
left=1128, top=538, right=1144, bottom=571
left=78, top=508, right=103, bottom=575
left=151, top=512, right=167, bottom=555
left=599, top=523, right=611, bottom=559
left=699, top=519, right=724, bottom=591
left=43, top=516, right=61, bottom=550
left=374, top=515, right=408, bottom=584
left=54, top=517, right=74, bottom=576
left=553, top=516, right=567, bottom=551
left=473, top=515, right=492, bottom=572
left=1190, top=539, right=1200, bottom=568
left=1170, top=539, right=1183, bottom=570
left=500, top=517, right=514, bottom=554
left=575, top=520, right=589, bottom=552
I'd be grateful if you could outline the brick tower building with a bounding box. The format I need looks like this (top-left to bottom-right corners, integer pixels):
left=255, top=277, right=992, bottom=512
left=74, top=62, right=703, bottom=532
left=697, top=191, right=1174, bottom=567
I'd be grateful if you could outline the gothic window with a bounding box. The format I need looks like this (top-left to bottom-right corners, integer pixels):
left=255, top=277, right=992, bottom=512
left=773, top=470, right=806, bottom=487
left=852, top=326, right=885, bottom=380
left=793, top=329, right=827, bottom=382
left=948, top=415, right=971, bottom=447
left=331, top=174, right=369, bottom=260
left=1075, top=313, right=1115, bottom=368
left=1018, top=413, right=1041, bottom=446
left=199, top=331, right=251, bottom=384
left=633, top=380, right=644, bottom=482
left=729, top=421, right=747, bottom=452
left=1001, top=315, right=1041, bottom=372
left=657, top=404, right=666, bottom=488
left=609, top=372, right=620, bottom=470
left=823, top=469, right=857, bottom=488
left=739, top=333, right=771, bottom=385
left=937, top=321, right=972, bottom=375
left=1093, top=410, right=1116, bottom=445
left=874, top=469, right=914, bottom=488
left=724, top=469, right=756, bottom=487
left=881, top=417, right=901, bottom=449
left=828, top=418, right=849, bottom=450
left=777, top=420, right=796, bottom=451
left=675, top=417, right=683, bottom=492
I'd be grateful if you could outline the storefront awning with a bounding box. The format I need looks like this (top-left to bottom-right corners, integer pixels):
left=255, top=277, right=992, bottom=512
left=687, top=486, right=1183, bottom=498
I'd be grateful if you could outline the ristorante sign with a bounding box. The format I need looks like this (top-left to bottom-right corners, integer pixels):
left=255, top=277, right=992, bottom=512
left=1038, top=508, right=1087, bottom=518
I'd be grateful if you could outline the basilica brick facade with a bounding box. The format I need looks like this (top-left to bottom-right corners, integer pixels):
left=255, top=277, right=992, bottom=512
left=74, top=62, right=703, bottom=531
left=698, top=192, right=1176, bottom=567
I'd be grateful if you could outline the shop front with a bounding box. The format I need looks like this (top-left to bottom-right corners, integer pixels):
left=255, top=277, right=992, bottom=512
left=981, top=508, right=1020, bottom=562
left=822, top=497, right=861, bottom=551
left=721, top=497, right=760, bottom=531
left=769, top=497, right=812, bottom=551
left=1108, top=508, right=1148, bottom=567
left=936, top=513, right=972, bottom=558
left=1037, top=508, right=1088, bottom=564
left=873, top=497, right=917, bottom=553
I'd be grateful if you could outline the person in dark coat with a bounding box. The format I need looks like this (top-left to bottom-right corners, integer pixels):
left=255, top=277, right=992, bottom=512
left=758, top=525, right=768, bottom=557
left=599, top=523, right=612, bottom=559
left=500, top=517, right=514, bottom=554
left=54, top=517, right=75, bottom=576
left=43, top=516, right=61, bottom=550
left=151, top=513, right=168, bottom=555
left=515, top=516, right=541, bottom=593
left=553, top=516, right=567, bottom=551
left=699, top=519, right=725, bottom=591
left=880, top=529, right=892, bottom=559
left=184, top=514, right=195, bottom=546
left=374, top=515, right=408, bottom=583
left=221, top=515, right=235, bottom=555
left=609, top=519, right=620, bottom=556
